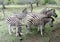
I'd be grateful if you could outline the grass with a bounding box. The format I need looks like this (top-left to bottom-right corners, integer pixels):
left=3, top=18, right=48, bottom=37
left=0, top=6, right=60, bottom=42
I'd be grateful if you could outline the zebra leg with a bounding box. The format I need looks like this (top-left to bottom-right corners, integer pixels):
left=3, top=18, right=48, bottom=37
left=49, top=17, right=55, bottom=27
left=19, top=25, right=23, bottom=36
left=26, top=22, right=31, bottom=34
left=50, top=21, right=53, bottom=27
left=26, top=24, right=30, bottom=34
left=18, top=25, right=23, bottom=40
left=38, top=26, right=40, bottom=32
left=40, top=25, right=43, bottom=36
left=11, top=27, right=15, bottom=33
left=38, top=25, right=43, bottom=36
left=49, top=19, right=54, bottom=27
left=8, top=25, right=12, bottom=35
left=16, top=27, right=19, bottom=37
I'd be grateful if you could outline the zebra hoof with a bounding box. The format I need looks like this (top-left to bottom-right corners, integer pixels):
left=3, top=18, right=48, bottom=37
left=19, top=38, right=23, bottom=41
left=20, top=38, right=23, bottom=40
left=50, top=25, right=53, bottom=27
left=41, top=35, right=44, bottom=37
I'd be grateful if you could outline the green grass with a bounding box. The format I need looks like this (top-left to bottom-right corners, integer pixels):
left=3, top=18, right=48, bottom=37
left=0, top=6, right=60, bottom=42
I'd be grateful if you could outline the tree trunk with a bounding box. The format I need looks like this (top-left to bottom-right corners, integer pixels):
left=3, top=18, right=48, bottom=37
left=30, top=3, right=33, bottom=12
left=2, top=2, right=6, bottom=17
left=36, top=1, right=39, bottom=7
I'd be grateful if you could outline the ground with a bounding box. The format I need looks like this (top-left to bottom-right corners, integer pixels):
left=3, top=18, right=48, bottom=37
left=0, top=5, right=60, bottom=42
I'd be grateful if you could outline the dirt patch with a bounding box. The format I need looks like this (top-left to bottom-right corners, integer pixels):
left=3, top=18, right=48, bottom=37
left=49, top=36, right=60, bottom=42
left=21, top=23, right=60, bottom=42
left=49, top=30, right=60, bottom=42
left=49, top=23, right=60, bottom=42
left=22, top=33, right=42, bottom=42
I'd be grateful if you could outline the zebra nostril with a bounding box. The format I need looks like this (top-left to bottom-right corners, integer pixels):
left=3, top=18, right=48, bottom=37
left=55, top=15, right=57, bottom=18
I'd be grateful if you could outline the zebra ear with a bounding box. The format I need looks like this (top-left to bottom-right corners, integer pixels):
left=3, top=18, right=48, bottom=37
left=51, top=9, right=55, bottom=12
left=45, top=9, right=53, bottom=14
left=22, top=8, right=27, bottom=13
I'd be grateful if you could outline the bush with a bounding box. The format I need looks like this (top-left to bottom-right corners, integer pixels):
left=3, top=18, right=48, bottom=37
left=48, top=0, right=57, bottom=5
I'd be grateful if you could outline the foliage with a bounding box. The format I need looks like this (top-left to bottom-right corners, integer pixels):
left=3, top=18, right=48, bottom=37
left=48, top=0, right=57, bottom=4
left=0, top=0, right=59, bottom=5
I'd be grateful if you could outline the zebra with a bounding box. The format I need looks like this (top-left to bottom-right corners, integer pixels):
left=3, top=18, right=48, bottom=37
left=6, top=8, right=30, bottom=40
left=26, top=8, right=57, bottom=36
